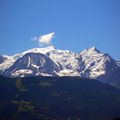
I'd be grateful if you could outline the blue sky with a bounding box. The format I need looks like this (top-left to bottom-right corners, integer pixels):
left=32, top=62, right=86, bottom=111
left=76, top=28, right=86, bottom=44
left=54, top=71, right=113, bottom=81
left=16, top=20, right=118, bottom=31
left=0, top=0, right=120, bottom=59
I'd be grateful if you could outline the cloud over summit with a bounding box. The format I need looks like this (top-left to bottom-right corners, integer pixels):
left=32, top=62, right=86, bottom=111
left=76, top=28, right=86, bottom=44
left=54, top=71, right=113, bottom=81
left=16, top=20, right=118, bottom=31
left=39, top=32, right=55, bottom=45
left=32, top=32, right=55, bottom=47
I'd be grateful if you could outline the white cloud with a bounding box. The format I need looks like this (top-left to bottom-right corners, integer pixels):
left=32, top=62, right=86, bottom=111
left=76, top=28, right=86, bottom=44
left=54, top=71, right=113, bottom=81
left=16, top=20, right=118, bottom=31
left=32, top=32, right=55, bottom=47
left=39, top=32, right=55, bottom=45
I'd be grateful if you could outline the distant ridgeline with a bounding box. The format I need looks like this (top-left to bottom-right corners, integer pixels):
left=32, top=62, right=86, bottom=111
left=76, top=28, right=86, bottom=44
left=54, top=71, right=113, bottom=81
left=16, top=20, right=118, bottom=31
left=0, top=75, right=120, bottom=120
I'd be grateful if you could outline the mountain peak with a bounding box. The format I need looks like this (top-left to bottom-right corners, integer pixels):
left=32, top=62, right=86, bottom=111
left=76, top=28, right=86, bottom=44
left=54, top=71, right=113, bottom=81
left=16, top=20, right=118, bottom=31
left=44, top=45, right=55, bottom=50
left=22, top=45, right=55, bottom=55
left=87, top=46, right=100, bottom=53
left=89, top=46, right=96, bottom=50
left=79, top=46, right=101, bottom=57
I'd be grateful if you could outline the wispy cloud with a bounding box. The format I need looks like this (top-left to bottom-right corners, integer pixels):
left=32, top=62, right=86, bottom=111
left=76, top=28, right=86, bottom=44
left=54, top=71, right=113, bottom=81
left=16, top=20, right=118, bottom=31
left=31, top=36, right=37, bottom=41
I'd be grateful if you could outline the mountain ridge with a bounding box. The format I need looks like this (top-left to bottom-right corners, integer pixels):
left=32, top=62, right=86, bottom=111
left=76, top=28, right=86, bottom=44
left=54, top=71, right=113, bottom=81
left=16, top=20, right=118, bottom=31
left=0, top=46, right=120, bottom=89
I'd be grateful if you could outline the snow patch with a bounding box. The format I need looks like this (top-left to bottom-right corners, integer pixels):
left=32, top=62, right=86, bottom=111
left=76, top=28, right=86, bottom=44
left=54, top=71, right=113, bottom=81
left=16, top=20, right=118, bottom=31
left=12, top=69, right=33, bottom=77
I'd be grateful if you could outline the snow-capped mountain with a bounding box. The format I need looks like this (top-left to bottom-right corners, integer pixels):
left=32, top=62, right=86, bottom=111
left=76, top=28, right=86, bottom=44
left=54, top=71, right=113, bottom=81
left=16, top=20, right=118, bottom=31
left=4, top=52, right=60, bottom=77
left=78, top=47, right=114, bottom=78
left=77, top=47, right=120, bottom=88
left=0, top=46, right=120, bottom=88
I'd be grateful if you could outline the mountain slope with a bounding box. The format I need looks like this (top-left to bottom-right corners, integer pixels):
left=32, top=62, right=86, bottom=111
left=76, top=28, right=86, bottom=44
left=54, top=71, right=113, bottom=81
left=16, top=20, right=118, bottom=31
left=0, top=76, right=120, bottom=120
left=4, top=53, right=60, bottom=77
left=0, top=55, right=15, bottom=74
left=0, top=56, right=7, bottom=64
